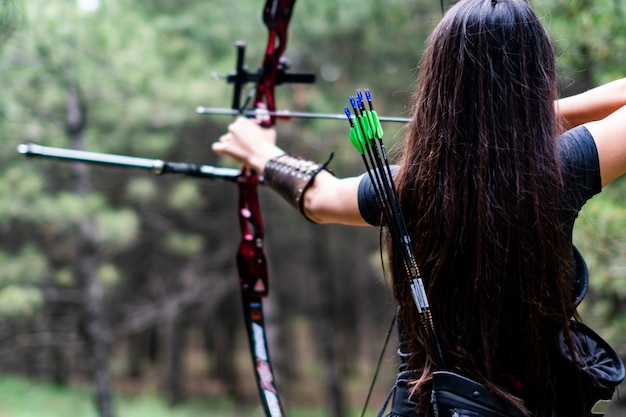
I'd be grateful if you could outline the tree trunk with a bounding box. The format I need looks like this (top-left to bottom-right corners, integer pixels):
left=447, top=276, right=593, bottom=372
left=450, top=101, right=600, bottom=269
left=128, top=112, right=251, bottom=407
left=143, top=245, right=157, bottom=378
left=310, top=225, right=346, bottom=417
left=203, top=297, right=238, bottom=398
left=68, top=84, right=115, bottom=417
left=165, top=317, right=186, bottom=406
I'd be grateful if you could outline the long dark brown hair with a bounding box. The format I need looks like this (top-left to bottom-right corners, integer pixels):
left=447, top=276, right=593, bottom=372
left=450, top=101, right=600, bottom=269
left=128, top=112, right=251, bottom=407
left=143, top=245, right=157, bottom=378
left=392, top=0, right=578, bottom=415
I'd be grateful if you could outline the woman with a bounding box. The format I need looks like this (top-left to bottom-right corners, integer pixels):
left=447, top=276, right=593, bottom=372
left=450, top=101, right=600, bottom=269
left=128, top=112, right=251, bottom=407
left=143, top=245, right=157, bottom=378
left=213, top=0, right=626, bottom=415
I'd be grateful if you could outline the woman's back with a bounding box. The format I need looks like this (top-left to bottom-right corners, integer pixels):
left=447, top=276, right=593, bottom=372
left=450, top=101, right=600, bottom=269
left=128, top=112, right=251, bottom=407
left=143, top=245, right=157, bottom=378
left=393, top=0, right=579, bottom=414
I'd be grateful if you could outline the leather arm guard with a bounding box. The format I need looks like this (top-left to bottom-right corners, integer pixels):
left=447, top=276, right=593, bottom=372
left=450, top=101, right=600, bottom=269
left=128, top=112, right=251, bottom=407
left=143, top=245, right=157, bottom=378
left=263, top=152, right=334, bottom=222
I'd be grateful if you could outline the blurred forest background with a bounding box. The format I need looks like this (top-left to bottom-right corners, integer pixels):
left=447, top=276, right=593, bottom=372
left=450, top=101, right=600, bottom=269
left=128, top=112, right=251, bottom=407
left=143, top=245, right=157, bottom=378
left=0, top=0, right=624, bottom=416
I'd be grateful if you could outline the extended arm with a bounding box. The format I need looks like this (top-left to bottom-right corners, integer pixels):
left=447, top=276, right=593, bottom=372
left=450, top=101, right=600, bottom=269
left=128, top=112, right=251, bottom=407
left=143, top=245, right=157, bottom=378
left=557, top=78, right=626, bottom=132
left=213, top=117, right=367, bottom=225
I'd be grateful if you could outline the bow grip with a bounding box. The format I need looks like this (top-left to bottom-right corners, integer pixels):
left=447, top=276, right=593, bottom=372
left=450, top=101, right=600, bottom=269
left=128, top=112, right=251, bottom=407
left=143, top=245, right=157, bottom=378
left=237, top=169, right=269, bottom=298
left=236, top=236, right=269, bottom=298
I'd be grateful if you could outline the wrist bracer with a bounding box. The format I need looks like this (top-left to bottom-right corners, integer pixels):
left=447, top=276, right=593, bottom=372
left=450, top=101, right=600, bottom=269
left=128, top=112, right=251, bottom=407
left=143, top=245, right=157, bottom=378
left=263, top=152, right=334, bottom=222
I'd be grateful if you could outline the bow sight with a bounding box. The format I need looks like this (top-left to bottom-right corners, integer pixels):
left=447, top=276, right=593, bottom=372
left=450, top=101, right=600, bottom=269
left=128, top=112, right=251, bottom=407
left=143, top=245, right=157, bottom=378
left=226, top=41, right=316, bottom=112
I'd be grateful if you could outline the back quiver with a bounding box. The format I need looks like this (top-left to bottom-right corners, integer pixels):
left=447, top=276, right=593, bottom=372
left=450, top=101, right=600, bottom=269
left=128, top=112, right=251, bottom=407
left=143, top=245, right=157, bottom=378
left=555, top=321, right=624, bottom=416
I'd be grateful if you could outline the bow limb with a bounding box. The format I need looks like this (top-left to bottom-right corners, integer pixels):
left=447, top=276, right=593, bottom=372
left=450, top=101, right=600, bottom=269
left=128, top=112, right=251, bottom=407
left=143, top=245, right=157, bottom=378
left=254, top=0, right=295, bottom=126
left=235, top=1, right=296, bottom=416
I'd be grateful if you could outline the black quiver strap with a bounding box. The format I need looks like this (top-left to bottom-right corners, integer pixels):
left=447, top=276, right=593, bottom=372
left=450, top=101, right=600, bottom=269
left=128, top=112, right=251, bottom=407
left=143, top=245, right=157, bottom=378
left=431, top=371, right=525, bottom=417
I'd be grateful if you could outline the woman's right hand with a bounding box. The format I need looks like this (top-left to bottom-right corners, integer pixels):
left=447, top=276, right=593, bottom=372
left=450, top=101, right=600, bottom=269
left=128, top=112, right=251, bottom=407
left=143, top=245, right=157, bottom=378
left=212, top=117, right=284, bottom=173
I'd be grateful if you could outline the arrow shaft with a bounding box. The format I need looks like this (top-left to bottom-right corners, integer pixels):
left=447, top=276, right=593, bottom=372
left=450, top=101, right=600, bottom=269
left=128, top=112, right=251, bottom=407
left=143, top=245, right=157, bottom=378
left=196, top=106, right=410, bottom=123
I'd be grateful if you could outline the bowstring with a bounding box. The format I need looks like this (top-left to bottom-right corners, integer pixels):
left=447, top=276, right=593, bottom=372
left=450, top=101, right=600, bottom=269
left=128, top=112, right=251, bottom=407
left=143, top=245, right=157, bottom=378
left=360, top=310, right=397, bottom=417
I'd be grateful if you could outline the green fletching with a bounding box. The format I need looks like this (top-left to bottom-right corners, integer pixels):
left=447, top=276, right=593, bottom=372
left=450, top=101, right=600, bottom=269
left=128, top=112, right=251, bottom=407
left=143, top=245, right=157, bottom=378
left=365, top=110, right=376, bottom=138
left=349, top=128, right=364, bottom=154
left=372, top=111, right=384, bottom=138
left=356, top=124, right=367, bottom=148
left=357, top=116, right=372, bottom=144
left=359, top=116, right=374, bottom=145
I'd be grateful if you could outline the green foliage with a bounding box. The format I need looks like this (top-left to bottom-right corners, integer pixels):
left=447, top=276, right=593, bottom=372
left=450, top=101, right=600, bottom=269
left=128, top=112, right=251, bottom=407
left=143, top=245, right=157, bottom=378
left=0, top=0, right=185, bottom=320
left=0, top=167, right=45, bottom=226
left=94, top=209, right=139, bottom=254
left=0, top=374, right=242, bottom=417
left=0, top=246, right=47, bottom=317
left=164, top=232, right=205, bottom=258
left=534, top=0, right=626, bottom=88
left=0, top=285, right=43, bottom=317
left=0, top=1, right=623, bottom=411
left=97, top=263, right=122, bottom=288
left=124, top=177, right=159, bottom=204
left=53, top=268, right=75, bottom=288
left=575, top=178, right=626, bottom=341
left=0, top=245, right=47, bottom=287
left=0, top=373, right=377, bottom=417
left=167, top=180, right=203, bottom=212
